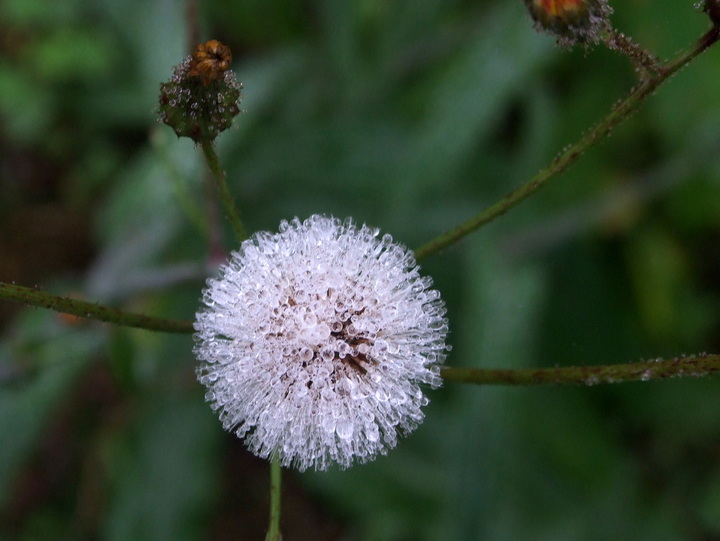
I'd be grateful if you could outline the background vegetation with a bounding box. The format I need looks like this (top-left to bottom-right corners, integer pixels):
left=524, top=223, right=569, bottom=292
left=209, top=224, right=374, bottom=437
left=2, top=0, right=720, bottom=539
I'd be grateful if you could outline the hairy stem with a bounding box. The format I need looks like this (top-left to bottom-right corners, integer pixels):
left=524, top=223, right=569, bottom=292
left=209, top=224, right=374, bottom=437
left=200, top=139, right=247, bottom=243
left=414, top=23, right=720, bottom=261
left=441, top=353, right=720, bottom=386
left=602, top=28, right=660, bottom=76
left=0, top=282, right=193, bottom=334
left=265, top=460, right=282, bottom=541
left=3, top=284, right=720, bottom=388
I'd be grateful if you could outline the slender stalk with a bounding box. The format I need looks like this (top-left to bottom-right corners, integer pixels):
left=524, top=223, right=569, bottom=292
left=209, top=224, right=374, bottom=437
left=4, top=282, right=720, bottom=388
left=441, top=353, right=720, bottom=386
left=414, top=24, right=720, bottom=261
left=203, top=158, right=227, bottom=264
left=0, top=282, right=193, bottom=334
left=200, top=139, right=247, bottom=243
left=151, top=129, right=209, bottom=239
left=265, top=460, right=282, bottom=541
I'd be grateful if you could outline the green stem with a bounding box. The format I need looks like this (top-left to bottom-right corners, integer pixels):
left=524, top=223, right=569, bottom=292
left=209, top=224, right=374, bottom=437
left=265, top=459, right=282, bottom=541
left=441, top=353, right=720, bottom=386
left=151, top=128, right=209, bottom=240
left=0, top=282, right=193, bottom=334
left=414, top=24, right=720, bottom=261
left=200, top=139, right=247, bottom=243
left=4, top=285, right=720, bottom=389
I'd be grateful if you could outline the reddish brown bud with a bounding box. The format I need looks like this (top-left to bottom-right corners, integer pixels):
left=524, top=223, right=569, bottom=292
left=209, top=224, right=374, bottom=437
left=524, top=0, right=613, bottom=47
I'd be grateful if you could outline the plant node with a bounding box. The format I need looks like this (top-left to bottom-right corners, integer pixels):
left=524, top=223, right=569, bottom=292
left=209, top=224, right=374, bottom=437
left=603, top=30, right=661, bottom=77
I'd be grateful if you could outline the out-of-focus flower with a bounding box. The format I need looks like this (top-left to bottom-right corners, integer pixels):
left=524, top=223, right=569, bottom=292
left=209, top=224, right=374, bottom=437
left=158, top=40, right=242, bottom=142
left=194, top=215, right=449, bottom=471
left=524, top=0, right=613, bottom=47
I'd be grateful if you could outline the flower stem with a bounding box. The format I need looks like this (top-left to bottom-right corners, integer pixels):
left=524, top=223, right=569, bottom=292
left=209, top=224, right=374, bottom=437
left=200, top=139, right=247, bottom=244
left=0, top=282, right=193, bottom=334
left=265, top=459, right=282, bottom=541
left=4, top=289, right=720, bottom=388
left=440, top=353, right=720, bottom=386
left=414, top=24, right=720, bottom=261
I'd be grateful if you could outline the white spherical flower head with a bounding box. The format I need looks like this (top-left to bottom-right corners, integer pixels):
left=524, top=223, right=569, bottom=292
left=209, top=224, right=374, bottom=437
left=194, top=215, right=449, bottom=471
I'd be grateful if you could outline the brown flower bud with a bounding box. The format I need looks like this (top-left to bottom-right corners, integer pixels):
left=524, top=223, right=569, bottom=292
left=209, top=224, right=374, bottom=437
left=188, top=40, right=233, bottom=85
left=158, top=40, right=243, bottom=142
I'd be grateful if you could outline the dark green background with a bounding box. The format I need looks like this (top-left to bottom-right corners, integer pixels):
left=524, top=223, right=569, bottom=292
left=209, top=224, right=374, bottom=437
left=2, top=0, right=720, bottom=539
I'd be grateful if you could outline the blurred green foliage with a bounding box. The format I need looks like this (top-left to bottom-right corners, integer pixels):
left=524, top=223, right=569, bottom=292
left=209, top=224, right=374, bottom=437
left=1, top=0, right=720, bottom=539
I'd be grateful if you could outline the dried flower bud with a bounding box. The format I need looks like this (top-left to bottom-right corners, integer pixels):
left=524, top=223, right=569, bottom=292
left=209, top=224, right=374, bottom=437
left=524, top=0, right=613, bottom=47
left=188, top=40, right=233, bottom=85
left=158, top=40, right=242, bottom=142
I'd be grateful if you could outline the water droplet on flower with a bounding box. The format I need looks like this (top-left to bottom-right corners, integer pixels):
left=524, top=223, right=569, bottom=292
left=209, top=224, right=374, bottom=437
left=336, top=419, right=353, bottom=439
left=321, top=415, right=336, bottom=433
left=366, top=423, right=380, bottom=442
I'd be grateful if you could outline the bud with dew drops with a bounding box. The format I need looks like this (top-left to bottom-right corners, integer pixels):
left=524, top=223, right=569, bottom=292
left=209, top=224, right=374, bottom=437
left=524, top=0, right=613, bottom=48
left=158, top=40, right=243, bottom=143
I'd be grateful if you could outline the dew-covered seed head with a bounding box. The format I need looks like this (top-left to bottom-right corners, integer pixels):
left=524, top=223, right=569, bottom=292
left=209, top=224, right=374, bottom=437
left=158, top=40, right=243, bottom=142
left=194, top=215, right=450, bottom=471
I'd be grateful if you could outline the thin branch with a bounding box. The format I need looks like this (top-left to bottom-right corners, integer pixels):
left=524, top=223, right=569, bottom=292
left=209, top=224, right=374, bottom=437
left=200, top=139, right=247, bottom=244
left=0, top=282, right=194, bottom=334
left=4, top=284, right=720, bottom=389
left=4, top=281, right=720, bottom=390
left=441, top=353, right=720, bottom=386
left=414, top=23, right=720, bottom=261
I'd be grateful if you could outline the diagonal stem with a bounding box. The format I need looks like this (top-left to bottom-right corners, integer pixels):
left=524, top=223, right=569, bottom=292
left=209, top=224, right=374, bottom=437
left=200, top=139, right=247, bottom=244
left=414, top=24, right=720, bottom=261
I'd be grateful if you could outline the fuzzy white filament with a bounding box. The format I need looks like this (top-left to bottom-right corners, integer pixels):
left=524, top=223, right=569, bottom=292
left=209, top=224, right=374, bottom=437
left=194, top=215, right=449, bottom=471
